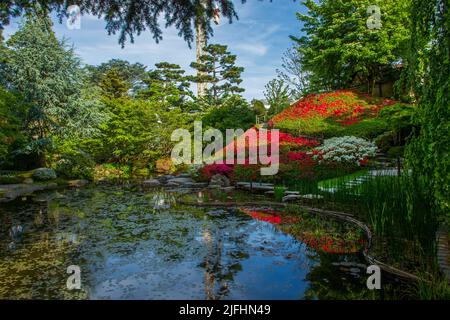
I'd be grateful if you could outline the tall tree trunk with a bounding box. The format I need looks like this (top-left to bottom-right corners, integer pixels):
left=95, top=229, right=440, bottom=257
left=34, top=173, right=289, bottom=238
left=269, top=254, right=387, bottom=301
left=196, top=13, right=207, bottom=98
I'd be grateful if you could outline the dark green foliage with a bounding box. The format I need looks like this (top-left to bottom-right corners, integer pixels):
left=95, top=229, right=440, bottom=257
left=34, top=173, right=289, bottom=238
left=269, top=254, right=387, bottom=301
left=202, top=95, right=255, bottom=134
left=264, top=79, right=291, bottom=116
left=374, top=103, right=416, bottom=153
left=0, top=87, right=28, bottom=167
left=98, top=68, right=131, bottom=98
left=250, top=99, right=266, bottom=116
left=2, top=13, right=106, bottom=166
left=405, top=0, right=450, bottom=220
left=335, top=119, right=388, bottom=139
left=292, top=0, right=411, bottom=93
left=273, top=186, right=285, bottom=202
left=138, top=62, right=191, bottom=105
left=52, top=140, right=96, bottom=180
left=379, top=103, right=416, bottom=132
left=0, top=1, right=241, bottom=46
left=190, top=44, right=244, bottom=105
left=82, top=97, right=190, bottom=167
left=86, top=59, right=146, bottom=93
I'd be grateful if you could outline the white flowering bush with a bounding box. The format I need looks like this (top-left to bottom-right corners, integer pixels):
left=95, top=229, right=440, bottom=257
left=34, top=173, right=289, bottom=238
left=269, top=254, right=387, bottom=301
left=313, top=136, right=377, bottom=166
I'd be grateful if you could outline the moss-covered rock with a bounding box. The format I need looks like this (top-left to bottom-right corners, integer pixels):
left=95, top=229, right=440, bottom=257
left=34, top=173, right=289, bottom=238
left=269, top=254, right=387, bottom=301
left=33, top=168, right=57, bottom=181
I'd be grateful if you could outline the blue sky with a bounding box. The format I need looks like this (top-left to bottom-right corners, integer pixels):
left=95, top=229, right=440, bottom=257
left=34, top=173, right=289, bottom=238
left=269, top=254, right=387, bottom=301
left=3, top=0, right=305, bottom=100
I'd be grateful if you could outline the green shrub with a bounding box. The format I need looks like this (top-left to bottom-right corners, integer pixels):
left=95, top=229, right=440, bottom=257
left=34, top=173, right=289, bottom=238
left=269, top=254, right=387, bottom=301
left=202, top=95, right=256, bottom=135
left=0, top=88, right=29, bottom=168
left=375, top=131, right=396, bottom=152
left=54, top=149, right=95, bottom=180
left=274, top=186, right=285, bottom=201
left=0, top=175, right=22, bottom=184
left=94, top=163, right=132, bottom=180
left=338, top=119, right=388, bottom=139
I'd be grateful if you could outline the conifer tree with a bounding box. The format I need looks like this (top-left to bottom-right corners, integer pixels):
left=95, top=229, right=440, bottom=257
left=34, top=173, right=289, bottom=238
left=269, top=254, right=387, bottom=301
left=87, top=59, right=146, bottom=93
left=190, top=44, right=244, bottom=105
left=0, top=0, right=241, bottom=46
left=99, top=68, right=131, bottom=98
left=3, top=13, right=105, bottom=166
left=138, top=62, right=191, bottom=104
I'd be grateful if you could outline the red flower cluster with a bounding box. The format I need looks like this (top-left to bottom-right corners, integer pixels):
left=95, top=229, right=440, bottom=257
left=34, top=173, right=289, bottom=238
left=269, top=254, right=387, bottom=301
left=239, top=129, right=319, bottom=147
left=359, top=158, right=369, bottom=166
left=287, top=151, right=309, bottom=161
left=200, top=163, right=233, bottom=179
left=279, top=133, right=320, bottom=147
left=270, top=90, right=382, bottom=128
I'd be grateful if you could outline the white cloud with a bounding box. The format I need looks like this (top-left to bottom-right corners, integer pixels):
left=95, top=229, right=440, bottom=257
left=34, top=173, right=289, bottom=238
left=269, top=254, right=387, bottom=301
left=2, top=0, right=302, bottom=100
left=234, top=43, right=268, bottom=56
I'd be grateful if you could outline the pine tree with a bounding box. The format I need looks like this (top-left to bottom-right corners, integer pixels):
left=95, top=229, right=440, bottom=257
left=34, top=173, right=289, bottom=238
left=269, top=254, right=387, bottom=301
left=99, top=68, right=131, bottom=98
left=87, top=59, right=146, bottom=93
left=0, top=1, right=241, bottom=46
left=138, top=62, right=191, bottom=104
left=190, top=44, right=244, bottom=105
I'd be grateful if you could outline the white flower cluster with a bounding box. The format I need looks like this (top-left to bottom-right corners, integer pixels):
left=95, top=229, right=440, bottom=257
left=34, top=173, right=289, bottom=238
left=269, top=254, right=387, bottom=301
left=313, top=136, right=377, bottom=166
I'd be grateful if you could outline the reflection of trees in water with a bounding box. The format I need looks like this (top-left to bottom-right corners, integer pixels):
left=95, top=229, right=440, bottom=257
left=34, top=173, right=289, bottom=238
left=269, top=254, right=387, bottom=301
left=152, top=191, right=176, bottom=210
left=0, top=197, right=85, bottom=299
left=0, top=200, right=50, bottom=249
left=202, top=225, right=228, bottom=300
left=304, top=252, right=411, bottom=299
left=303, top=252, right=379, bottom=300
left=200, top=218, right=250, bottom=300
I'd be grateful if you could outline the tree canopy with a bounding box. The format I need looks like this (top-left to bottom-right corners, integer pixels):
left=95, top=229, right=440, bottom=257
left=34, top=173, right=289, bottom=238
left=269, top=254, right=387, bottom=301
left=264, top=78, right=291, bottom=116
left=405, top=0, right=449, bottom=219
left=292, top=0, right=411, bottom=94
left=2, top=13, right=106, bottom=164
left=138, top=62, right=192, bottom=104
left=86, top=59, right=146, bottom=93
left=0, top=1, right=249, bottom=46
left=190, top=44, right=244, bottom=105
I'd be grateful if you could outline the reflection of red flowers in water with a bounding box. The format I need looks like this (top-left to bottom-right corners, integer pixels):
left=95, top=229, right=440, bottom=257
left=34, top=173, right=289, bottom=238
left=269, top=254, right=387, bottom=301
left=240, top=208, right=366, bottom=254
left=300, top=232, right=365, bottom=254
left=239, top=207, right=300, bottom=225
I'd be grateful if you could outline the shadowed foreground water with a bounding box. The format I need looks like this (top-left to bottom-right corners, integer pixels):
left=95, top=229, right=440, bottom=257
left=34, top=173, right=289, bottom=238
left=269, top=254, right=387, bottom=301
left=0, top=187, right=374, bottom=300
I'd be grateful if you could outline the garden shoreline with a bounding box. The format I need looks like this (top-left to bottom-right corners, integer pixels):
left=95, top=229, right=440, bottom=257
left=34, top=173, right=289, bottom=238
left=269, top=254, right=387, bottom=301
left=177, top=198, right=423, bottom=283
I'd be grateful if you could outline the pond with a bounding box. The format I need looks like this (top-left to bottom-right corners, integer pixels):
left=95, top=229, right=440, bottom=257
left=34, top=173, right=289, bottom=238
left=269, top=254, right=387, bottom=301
left=0, top=186, right=381, bottom=300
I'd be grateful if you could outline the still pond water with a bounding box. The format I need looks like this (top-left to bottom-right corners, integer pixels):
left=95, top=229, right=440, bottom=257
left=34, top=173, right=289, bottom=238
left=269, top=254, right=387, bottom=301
left=0, top=186, right=373, bottom=299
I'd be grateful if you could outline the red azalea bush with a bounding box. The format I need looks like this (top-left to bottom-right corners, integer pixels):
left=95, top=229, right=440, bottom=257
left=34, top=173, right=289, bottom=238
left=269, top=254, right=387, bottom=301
left=279, top=132, right=320, bottom=147
left=269, top=90, right=392, bottom=138
left=198, top=163, right=234, bottom=180
left=230, top=129, right=320, bottom=148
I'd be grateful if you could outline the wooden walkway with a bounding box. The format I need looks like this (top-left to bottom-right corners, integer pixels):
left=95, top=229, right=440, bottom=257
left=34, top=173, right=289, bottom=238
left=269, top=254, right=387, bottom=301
left=437, top=226, right=450, bottom=284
